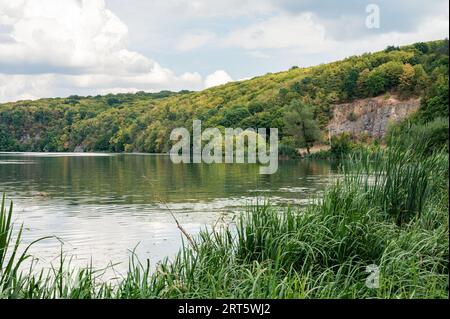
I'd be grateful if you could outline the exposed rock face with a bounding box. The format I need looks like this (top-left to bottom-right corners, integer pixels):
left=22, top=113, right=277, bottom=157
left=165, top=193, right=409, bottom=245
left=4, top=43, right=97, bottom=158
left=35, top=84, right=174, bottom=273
left=327, top=95, right=420, bottom=138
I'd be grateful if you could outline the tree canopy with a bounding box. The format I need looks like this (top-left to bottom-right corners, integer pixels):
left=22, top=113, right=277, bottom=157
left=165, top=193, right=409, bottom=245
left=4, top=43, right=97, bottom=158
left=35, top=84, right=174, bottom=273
left=0, top=39, right=448, bottom=153
left=283, top=100, right=321, bottom=154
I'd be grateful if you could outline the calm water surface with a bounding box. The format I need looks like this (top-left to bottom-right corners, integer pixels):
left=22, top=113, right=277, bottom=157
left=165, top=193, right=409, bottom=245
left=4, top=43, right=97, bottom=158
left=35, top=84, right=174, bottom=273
left=0, top=153, right=337, bottom=276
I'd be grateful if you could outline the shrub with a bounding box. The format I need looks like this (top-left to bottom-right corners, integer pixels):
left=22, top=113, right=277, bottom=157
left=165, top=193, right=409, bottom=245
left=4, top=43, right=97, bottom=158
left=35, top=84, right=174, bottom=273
left=330, top=133, right=354, bottom=158
left=387, top=117, right=449, bottom=154
left=278, top=143, right=299, bottom=159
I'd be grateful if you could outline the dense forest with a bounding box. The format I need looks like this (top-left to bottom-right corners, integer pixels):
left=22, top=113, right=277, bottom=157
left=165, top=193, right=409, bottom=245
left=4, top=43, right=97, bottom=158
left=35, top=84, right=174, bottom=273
left=0, top=39, right=448, bottom=153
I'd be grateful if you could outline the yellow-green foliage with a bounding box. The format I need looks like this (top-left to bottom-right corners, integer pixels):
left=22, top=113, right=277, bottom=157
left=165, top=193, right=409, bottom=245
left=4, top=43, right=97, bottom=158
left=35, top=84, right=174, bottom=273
left=0, top=40, right=448, bottom=152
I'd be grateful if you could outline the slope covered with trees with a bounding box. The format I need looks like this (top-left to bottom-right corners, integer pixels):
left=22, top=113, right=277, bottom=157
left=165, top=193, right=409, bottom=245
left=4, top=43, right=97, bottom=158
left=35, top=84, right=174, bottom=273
left=0, top=39, right=448, bottom=153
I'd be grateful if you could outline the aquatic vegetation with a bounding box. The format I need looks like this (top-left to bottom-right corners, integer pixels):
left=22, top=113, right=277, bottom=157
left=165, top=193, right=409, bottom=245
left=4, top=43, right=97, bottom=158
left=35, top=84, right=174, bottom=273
left=0, top=145, right=448, bottom=299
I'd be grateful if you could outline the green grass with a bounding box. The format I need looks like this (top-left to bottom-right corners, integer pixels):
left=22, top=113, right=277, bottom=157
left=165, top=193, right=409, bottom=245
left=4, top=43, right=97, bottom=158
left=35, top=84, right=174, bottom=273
left=0, top=145, right=448, bottom=298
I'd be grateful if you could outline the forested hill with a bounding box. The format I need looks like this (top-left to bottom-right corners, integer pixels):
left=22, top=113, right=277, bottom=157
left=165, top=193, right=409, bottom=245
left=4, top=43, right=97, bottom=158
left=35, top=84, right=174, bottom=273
left=0, top=39, right=448, bottom=153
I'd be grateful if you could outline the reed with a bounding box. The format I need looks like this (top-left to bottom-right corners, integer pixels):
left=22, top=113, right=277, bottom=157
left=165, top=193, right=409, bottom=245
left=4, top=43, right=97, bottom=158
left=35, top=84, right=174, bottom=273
left=0, top=145, right=448, bottom=299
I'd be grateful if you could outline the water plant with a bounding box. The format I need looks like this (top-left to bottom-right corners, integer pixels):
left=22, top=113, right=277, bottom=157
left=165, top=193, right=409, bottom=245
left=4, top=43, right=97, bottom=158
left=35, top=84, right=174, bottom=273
left=0, top=145, right=448, bottom=299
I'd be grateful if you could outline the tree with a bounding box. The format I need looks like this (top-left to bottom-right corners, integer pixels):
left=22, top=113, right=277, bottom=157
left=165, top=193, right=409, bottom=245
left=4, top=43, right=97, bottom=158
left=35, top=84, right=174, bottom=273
left=413, top=64, right=429, bottom=93
left=385, top=45, right=400, bottom=52
left=366, top=72, right=385, bottom=96
left=343, top=69, right=359, bottom=100
left=218, top=105, right=251, bottom=127
left=283, top=100, right=321, bottom=154
left=398, top=63, right=416, bottom=95
left=376, top=61, right=404, bottom=89
left=0, top=39, right=446, bottom=154
left=414, top=42, right=430, bottom=54
left=356, top=68, right=371, bottom=97
left=0, top=125, right=17, bottom=151
left=248, top=102, right=264, bottom=114
left=416, top=82, right=449, bottom=122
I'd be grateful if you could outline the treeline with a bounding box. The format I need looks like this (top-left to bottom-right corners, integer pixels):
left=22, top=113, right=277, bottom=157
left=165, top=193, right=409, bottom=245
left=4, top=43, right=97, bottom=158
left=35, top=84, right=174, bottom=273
left=386, top=80, right=449, bottom=154
left=0, top=39, right=448, bottom=153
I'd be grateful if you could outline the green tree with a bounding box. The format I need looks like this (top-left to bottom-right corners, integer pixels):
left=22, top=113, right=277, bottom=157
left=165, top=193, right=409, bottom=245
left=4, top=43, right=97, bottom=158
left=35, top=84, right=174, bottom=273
left=0, top=125, right=17, bottom=151
left=414, top=42, right=430, bottom=54
left=283, top=100, right=321, bottom=154
left=343, top=69, right=359, bottom=100
left=384, top=45, right=400, bottom=52
left=416, top=82, right=449, bottom=122
left=218, top=105, right=251, bottom=127
left=376, top=61, right=404, bottom=89
left=413, top=64, right=429, bottom=93
left=356, top=68, right=371, bottom=97
left=398, top=63, right=416, bottom=95
left=366, top=72, right=385, bottom=96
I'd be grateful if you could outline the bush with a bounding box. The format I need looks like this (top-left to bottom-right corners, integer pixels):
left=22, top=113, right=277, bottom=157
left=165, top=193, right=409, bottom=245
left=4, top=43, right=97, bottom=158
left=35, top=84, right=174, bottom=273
left=278, top=143, right=299, bottom=159
left=0, top=144, right=448, bottom=298
left=387, top=117, right=449, bottom=154
left=330, top=133, right=354, bottom=158
left=416, top=83, right=449, bottom=122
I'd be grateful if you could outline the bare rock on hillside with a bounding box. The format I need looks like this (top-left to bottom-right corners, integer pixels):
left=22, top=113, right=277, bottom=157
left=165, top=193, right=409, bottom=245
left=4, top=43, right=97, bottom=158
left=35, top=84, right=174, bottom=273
left=327, top=94, right=420, bottom=138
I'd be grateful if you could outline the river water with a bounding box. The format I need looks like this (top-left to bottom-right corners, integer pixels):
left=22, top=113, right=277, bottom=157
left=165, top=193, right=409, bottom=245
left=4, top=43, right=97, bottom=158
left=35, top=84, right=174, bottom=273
left=0, top=152, right=337, bottom=276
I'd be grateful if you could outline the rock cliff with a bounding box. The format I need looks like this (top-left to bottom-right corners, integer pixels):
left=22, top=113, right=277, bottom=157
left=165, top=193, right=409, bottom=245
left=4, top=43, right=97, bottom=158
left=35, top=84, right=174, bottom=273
left=327, top=94, right=420, bottom=138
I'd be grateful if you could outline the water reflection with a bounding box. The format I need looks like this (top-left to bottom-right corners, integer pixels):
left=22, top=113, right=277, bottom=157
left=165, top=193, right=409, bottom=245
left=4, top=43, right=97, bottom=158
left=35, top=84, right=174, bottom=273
left=0, top=153, right=337, bottom=275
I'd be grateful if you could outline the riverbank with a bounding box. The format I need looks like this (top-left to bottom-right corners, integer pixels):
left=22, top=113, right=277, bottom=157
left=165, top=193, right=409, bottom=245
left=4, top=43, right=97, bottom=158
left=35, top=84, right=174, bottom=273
left=1, top=143, right=448, bottom=299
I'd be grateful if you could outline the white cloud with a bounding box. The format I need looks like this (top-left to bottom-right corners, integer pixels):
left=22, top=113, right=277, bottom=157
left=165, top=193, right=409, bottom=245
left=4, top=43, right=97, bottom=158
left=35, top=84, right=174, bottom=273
left=0, top=0, right=206, bottom=102
left=204, top=70, right=233, bottom=88
left=221, top=10, right=448, bottom=56
left=0, top=0, right=142, bottom=73
left=0, top=0, right=448, bottom=102
left=322, top=13, right=449, bottom=60
left=0, top=74, right=54, bottom=102
left=176, top=30, right=215, bottom=51
left=125, top=0, right=276, bottom=18
left=222, top=13, right=331, bottom=52
left=246, top=50, right=271, bottom=59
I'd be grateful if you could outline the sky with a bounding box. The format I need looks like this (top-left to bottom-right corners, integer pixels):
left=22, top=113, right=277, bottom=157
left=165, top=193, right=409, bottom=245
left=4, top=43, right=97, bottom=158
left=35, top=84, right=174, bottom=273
left=0, top=0, right=448, bottom=103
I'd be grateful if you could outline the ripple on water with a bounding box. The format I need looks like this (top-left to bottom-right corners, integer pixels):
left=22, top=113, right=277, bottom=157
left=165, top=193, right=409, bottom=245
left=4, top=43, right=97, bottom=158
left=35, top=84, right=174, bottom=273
left=1, top=153, right=337, bottom=278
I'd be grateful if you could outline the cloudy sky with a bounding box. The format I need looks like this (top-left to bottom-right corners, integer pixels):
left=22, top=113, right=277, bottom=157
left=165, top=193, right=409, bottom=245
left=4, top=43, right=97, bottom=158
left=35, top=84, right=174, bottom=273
left=0, top=0, right=448, bottom=102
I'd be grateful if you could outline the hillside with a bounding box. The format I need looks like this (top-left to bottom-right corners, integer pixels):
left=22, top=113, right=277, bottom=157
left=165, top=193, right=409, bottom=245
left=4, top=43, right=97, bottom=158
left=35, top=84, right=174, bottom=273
left=0, top=39, right=448, bottom=153
left=327, top=94, right=420, bottom=138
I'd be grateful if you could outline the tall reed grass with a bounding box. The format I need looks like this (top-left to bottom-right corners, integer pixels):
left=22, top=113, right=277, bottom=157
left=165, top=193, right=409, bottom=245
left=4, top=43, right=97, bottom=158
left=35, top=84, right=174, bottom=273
left=0, top=145, right=448, bottom=298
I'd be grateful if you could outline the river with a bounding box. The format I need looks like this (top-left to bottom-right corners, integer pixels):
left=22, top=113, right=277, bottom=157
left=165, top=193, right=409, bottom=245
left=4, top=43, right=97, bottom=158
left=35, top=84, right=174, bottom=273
left=0, top=152, right=338, bottom=276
